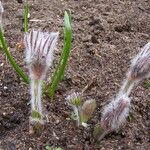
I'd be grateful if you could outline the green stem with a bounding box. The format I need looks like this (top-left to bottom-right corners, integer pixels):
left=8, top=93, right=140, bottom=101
left=0, top=28, right=30, bottom=84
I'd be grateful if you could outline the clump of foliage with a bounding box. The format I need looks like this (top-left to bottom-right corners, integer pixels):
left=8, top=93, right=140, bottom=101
left=0, top=1, right=72, bottom=132
left=66, top=92, right=96, bottom=127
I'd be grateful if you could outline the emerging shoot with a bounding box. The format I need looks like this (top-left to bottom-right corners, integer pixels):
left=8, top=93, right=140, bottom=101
left=66, top=92, right=81, bottom=126
left=66, top=92, right=96, bottom=127
left=24, top=29, right=59, bottom=132
left=80, top=99, right=96, bottom=126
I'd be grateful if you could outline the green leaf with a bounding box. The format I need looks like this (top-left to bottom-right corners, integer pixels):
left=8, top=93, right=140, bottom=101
left=0, top=28, right=30, bottom=84
left=47, top=11, right=72, bottom=98
left=24, top=3, right=29, bottom=33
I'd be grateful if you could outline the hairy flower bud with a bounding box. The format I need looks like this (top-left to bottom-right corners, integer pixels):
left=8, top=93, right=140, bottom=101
left=101, top=95, right=130, bottom=132
left=66, top=92, right=81, bottom=106
left=24, top=29, right=59, bottom=80
left=128, top=42, right=150, bottom=82
left=66, top=92, right=81, bottom=126
left=80, top=99, right=96, bottom=123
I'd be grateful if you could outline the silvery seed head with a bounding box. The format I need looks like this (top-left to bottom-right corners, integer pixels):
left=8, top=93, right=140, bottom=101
left=24, top=29, right=59, bottom=80
left=101, top=94, right=130, bottom=132
left=128, top=42, right=150, bottom=82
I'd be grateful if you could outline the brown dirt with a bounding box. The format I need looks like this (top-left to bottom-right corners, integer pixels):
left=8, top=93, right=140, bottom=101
left=0, top=0, right=150, bottom=150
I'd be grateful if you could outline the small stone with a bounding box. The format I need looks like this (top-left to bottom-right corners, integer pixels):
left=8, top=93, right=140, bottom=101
left=0, top=63, right=4, bottom=67
left=2, top=112, right=6, bottom=116
left=4, top=86, right=8, bottom=90
left=56, top=119, right=60, bottom=124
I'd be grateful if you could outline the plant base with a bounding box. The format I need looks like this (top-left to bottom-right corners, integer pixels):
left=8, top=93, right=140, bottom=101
left=29, top=118, right=44, bottom=135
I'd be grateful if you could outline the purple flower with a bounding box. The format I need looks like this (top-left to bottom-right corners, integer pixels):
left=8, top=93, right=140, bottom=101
left=101, top=94, right=130, bottom=132
left=128, top=42, right=150, bottom=82
left=24, top=29, right=59, bottom=80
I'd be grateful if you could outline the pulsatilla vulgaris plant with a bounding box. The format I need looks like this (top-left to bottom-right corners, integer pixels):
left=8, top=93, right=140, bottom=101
left=96, top=42, right=150, bottom=140
left=0, top=8, right=72, bottom=93
left=0, top=8, right=72, bottom=132
left=66, top=92, right=96, bottom=127
left=24, top=29, right=59, bottom=129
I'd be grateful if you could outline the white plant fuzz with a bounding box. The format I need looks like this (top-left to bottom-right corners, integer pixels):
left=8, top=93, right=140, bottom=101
left=101, top=94, right=131, bottom=133
left=24, top=29, right=59, bottom=124
left=66, top=92, right=81, bottom=126
left=72, top=105, right=80, bottom=127
left=30, top=79, right=42, bottom=116
left=0, top=1, right=4, bottom=28
left=128, top=42, right=150, bottom=82
left=119, top=79, right=134, bottom=96
left=0, top=1, right=4, bottom=13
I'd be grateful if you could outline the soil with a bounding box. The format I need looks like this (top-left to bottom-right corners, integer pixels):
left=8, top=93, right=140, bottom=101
left=0, top=0, right=150, bottom=150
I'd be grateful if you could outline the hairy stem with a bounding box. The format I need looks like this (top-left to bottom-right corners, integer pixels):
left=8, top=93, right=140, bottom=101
left=31, top=78, right=42, bottom=121
left=73, top=106, right=80, bottom=127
